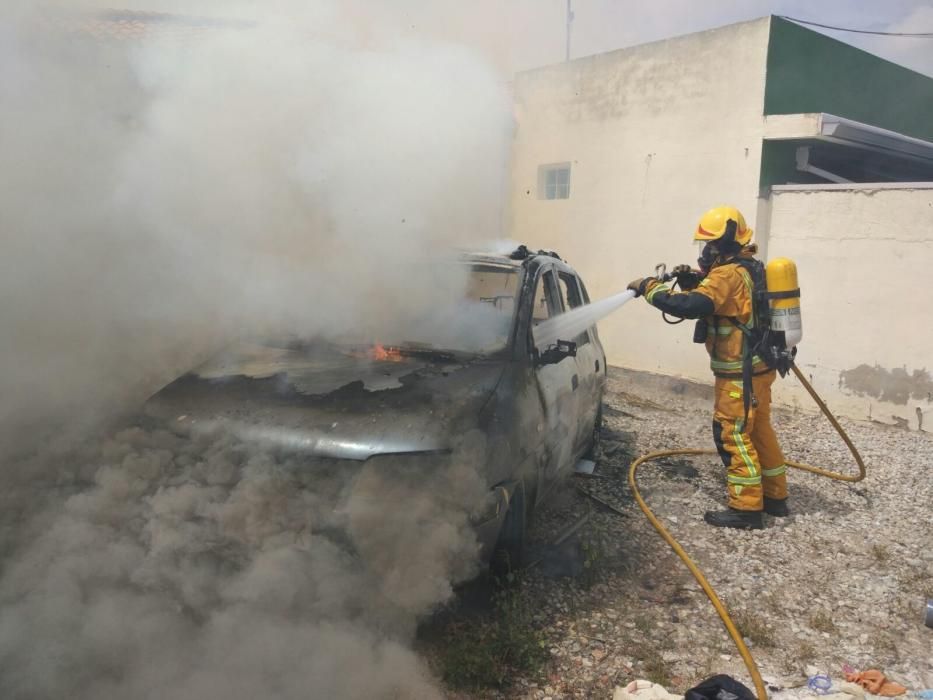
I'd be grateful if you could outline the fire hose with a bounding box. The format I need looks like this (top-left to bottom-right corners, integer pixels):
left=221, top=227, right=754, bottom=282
left=628, top=363, right=866, bottom=700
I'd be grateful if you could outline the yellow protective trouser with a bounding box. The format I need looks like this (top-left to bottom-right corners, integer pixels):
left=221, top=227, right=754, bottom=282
left=712, top=370, right=788, bottom=511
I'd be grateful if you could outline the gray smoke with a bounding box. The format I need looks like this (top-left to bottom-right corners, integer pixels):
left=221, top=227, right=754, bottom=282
left=0, top=0, right=512, bottom=453
left=0, top=1, right=512, bottom=697
left=0, top=428, right=487, bottom=698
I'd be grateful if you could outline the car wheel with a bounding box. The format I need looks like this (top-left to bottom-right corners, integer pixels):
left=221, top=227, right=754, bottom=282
left=583, top=403, right=603, bottom=461
left=491, top=479, right=526, bottom=577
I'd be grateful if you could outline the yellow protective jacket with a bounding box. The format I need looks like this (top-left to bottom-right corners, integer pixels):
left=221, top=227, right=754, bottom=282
left=644, top=249, right=767, bottom=378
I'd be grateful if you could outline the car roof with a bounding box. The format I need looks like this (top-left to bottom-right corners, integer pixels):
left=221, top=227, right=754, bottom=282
left=459, top=249, right=578, bottom=275
left=458, top=252, right=522, bottom=268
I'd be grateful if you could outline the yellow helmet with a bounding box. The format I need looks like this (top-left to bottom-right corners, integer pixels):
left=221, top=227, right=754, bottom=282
left=694, top=206, right=753, bottom=246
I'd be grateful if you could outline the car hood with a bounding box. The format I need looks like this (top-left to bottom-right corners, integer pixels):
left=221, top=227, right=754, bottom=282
left=142, top=342, right=506, bottom=460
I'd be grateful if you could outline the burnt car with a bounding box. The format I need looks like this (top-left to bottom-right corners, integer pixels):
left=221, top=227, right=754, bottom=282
left=143, top=247, right=607, bottom=569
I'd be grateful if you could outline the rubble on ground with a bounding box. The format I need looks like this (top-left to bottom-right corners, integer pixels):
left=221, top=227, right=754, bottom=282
left=471, top=367, right=933, bottom=699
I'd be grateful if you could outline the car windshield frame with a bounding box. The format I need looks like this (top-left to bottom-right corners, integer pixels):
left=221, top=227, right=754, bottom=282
left=381, top=261, right=519, bottom=359
left=257, top=260, right=523, bottom=361
left=460, top=261, right=521, bottom=354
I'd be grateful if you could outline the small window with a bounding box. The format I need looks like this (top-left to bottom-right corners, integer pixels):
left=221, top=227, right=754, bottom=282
left=538, top=163, right=571, bottom=200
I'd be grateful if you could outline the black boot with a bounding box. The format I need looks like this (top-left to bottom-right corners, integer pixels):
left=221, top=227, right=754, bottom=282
left=703, top=508, right=763, bottom=530
left=763, top=497, right=790, bottom=517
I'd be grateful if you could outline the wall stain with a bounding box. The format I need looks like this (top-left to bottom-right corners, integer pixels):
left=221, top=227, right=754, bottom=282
left=840, top=364, right=933, bottom=405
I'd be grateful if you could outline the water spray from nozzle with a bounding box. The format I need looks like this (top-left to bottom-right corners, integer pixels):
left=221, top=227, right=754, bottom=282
left=533, top=289, right=636, bottom=349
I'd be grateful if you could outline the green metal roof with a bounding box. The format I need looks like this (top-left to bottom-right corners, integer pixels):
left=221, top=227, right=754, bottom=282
left=764, top=16, right=933, bottom=143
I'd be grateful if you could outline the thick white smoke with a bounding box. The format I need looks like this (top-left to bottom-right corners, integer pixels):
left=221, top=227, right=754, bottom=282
left=0, top=1, right=512, bottom=697
left=0, top=0, right=512, bottom=453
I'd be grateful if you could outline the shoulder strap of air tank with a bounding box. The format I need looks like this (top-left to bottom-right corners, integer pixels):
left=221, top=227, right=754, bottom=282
left=734, top=258, right=769, bottom=332
left=732, top=257, right=765, bottom=294
left=732, top=256, right=762, bottom=275
left=767, top=289, right=801, bottom=300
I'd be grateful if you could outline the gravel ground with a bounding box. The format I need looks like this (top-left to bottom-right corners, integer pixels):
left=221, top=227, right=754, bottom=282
left=461, top=367, right=933, bottom=699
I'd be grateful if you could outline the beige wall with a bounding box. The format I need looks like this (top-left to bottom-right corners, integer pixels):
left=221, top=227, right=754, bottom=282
left=766, top=184, right=933, bottom=428
left=508, top=18, right=933, bottom=429
left=508, top=18, right=772, bottom=383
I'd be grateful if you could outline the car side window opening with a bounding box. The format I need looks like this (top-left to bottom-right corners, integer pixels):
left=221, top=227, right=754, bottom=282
left=557, top=271, right=590, bottom=346
left=532, top=269, right=561, bottom=325
left=530, top=268, right=566, bottom=350
left=575, top=276, right=599, bottom=342
left=578, top=278, right=591, bottom=304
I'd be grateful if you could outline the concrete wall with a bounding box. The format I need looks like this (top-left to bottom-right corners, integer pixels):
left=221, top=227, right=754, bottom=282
left=766, top=183, right=933, bottom=428
left=508, top=18, right=772, bottom=383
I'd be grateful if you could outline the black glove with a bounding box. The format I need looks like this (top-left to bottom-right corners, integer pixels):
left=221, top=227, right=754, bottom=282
left=672, top=264, right=702, bottom=291
left=626, top=277, right=652, bottom=297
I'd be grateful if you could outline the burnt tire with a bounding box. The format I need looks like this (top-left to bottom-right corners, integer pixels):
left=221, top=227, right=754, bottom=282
left=583, top=403, right=603, bottom=461
left=491, top=480, right=526, bottom=577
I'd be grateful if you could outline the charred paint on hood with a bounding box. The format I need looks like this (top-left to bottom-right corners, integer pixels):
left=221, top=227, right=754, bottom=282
left=143, top=342, right=506, bottom=460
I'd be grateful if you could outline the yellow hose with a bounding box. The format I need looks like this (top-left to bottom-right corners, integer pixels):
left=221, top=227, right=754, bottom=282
left=627, top=365, right=866, bottom=700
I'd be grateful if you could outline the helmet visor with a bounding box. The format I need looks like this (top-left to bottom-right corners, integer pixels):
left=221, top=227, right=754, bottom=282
left=696, top=241, right=717, bottom=272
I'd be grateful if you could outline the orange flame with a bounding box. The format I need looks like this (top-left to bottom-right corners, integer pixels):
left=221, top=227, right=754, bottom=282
left=370, top=344, right=404, bottom=362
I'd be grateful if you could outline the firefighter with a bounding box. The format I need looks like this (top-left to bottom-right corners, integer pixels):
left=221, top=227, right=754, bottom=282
left=626, top=206, right=789, bottom=530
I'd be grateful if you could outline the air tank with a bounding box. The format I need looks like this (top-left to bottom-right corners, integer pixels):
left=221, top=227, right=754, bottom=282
left=766, top=257, right=802, bottom=348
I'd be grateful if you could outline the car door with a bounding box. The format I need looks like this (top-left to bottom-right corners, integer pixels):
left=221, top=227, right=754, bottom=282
left=556, top=270, right=605, bottom=452
left=530, top=266, right=582, bottom=489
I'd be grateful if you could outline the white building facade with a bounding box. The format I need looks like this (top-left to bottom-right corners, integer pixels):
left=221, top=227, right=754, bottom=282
left=509, top=16, right=933, bottom=428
